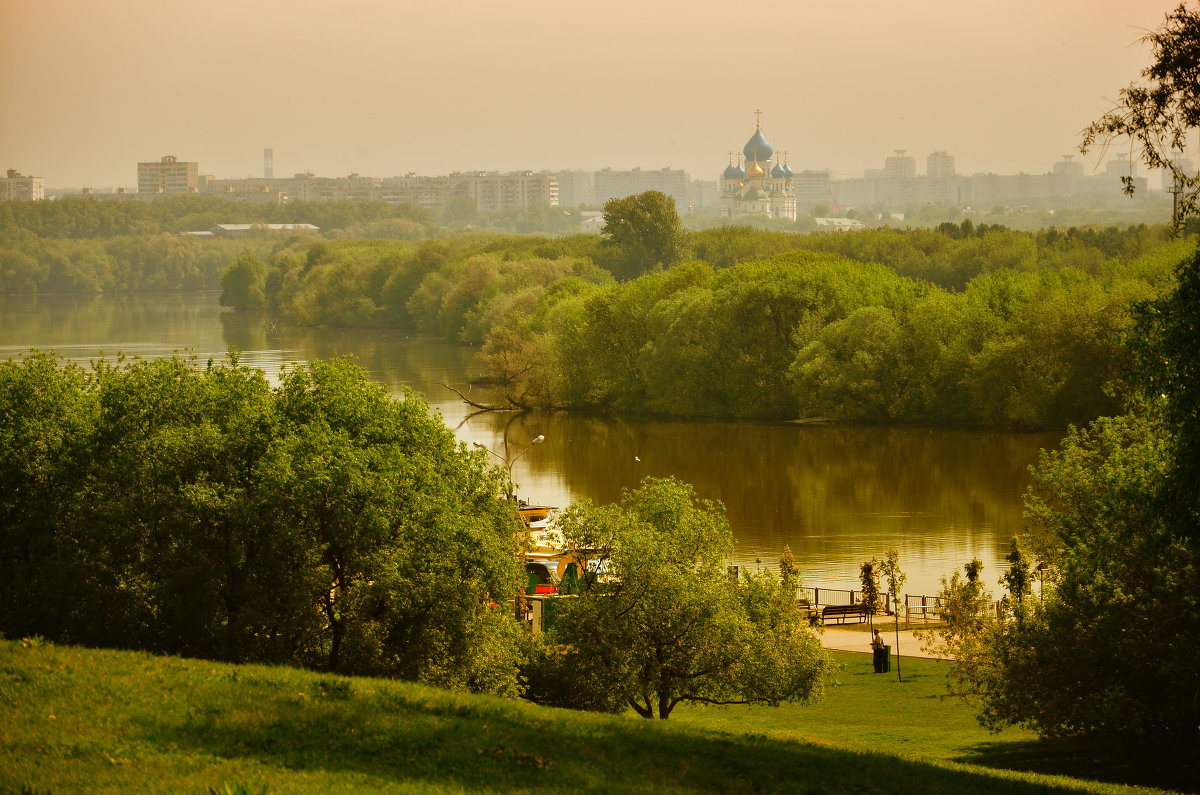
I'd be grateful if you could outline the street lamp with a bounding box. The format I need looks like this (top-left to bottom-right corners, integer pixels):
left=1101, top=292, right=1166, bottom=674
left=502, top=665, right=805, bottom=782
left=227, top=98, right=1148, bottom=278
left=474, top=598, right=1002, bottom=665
left=1035, top=561, right=1051, bottom=599
left=473, top=434, right=544, bottom=499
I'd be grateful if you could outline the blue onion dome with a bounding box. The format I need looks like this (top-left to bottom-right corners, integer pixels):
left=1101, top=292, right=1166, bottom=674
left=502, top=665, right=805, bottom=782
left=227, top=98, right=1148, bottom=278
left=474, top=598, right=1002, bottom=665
left=782, top=162, right=793, bottom=177
left=771, top=162, right=788, bottom=178
left=743, top=128, right=775, bottom=163
left=723, top=163, right=743, bottom=179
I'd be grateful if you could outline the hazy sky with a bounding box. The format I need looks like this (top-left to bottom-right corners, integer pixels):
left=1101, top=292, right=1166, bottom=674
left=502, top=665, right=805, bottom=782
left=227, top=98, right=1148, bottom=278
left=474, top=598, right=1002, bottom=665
left=0, top=0, right=1185, bottom=188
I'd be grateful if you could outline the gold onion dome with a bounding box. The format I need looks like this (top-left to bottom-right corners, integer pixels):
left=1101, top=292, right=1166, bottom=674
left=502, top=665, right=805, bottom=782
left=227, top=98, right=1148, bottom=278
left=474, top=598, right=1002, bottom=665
left=747, top=159, right=765, bottom=179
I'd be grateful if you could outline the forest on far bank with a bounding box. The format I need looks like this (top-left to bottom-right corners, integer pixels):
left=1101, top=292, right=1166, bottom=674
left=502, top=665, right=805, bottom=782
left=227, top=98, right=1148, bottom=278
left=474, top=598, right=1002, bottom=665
left=218, top=217, right=1189, bottom=429
left=1, top=193, right=1190, bottom=429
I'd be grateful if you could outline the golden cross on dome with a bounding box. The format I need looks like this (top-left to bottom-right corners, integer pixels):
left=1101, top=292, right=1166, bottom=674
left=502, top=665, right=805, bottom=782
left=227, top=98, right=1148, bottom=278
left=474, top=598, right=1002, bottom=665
left=755, top=109, right=763, bottom=129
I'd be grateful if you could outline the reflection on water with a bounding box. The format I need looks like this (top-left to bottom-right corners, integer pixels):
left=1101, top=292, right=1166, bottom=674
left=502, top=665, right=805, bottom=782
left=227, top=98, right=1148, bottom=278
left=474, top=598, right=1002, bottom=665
left=1, top=293, right=1063, bottom=595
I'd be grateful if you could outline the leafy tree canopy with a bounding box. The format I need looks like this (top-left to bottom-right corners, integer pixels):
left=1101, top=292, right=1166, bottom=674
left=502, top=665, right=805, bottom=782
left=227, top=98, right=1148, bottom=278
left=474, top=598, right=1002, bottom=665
left=599, top=191, right=687, bottom=280
left=536, top=476, right=830, bottom=719
left=0, top=352, right=527, bottom=694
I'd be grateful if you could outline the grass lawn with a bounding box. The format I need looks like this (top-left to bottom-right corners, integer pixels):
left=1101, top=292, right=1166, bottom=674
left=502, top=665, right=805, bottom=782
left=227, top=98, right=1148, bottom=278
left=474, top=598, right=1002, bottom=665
left=0, top=639, right=1190, bottom=794
left=673, top=650, right=1194, bottom=793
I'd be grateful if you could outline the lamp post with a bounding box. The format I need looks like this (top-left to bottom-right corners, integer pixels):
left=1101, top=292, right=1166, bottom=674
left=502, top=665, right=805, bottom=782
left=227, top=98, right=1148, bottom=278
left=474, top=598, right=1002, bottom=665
left=473, top=434, right=544, bottom=500
left=1035, top=561, right=1051, bottom=599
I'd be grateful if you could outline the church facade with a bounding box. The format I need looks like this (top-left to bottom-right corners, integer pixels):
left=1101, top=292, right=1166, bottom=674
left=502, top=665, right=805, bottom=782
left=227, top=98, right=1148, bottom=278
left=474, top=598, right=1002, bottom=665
left=720, top=117, right=797, bottom=221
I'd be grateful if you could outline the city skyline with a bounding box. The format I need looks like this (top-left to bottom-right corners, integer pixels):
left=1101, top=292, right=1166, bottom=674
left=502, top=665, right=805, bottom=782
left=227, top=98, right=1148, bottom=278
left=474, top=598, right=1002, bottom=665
left=1, top=0, right=1185, bottom=188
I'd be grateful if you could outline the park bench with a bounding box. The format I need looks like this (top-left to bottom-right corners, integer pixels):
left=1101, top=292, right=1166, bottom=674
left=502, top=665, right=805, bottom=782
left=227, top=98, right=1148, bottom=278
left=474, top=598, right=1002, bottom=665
left=820, top=604, right=869, bottom=625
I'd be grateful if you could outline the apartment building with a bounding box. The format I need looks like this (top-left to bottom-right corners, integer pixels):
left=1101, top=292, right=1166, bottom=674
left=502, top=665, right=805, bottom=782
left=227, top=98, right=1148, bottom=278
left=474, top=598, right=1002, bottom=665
left=0, top=169, right=45, bottom=201
left=137, top=155, right=199, bottom=194
left=595, top=167, right=688, bottom=213
left=464, top=171, right=558, bottom=212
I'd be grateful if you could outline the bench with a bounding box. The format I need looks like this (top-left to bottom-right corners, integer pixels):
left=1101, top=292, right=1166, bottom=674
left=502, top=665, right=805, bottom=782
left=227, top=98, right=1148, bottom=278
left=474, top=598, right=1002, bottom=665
left=796, top=599, right=820, bottom=624
left=821, top=604, right=869, bottom=625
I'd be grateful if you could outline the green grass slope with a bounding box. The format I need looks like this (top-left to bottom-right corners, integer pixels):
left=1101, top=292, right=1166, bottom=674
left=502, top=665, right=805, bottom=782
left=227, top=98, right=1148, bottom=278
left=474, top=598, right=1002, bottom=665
left=0, top=639, right=1183, bottom=794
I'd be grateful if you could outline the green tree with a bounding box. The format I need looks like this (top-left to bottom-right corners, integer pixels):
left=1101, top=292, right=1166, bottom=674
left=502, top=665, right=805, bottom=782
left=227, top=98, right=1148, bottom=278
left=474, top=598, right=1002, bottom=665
left=441, top=195, right=481, bottom=228
left=962, top=244, right=1200, bottom=745
left=880, top=548, right=906, bottom=683
left=999, top=539, right=1033, bottom=621
left=1081, top=2, right=1200, bottom=227
left=973, top=411, right=1190, bottom=741
left=543, top=477, right=830, bottom=719
left=599, top=191, right=687, bottom=280
left=220, top=251, right=268, bottom=309
left=859, top=558, right=883, bottom=631
left=954, top=55, right=1200, bottom=732
left=916, top=559, right=996, bottom=698
left=792, top=306, right=907, bottom=421
left=992, top=242, right=1200, bottom=745
left=0, top=354, right=529, bottom=694
left=0, top=352, right=96, bottom=640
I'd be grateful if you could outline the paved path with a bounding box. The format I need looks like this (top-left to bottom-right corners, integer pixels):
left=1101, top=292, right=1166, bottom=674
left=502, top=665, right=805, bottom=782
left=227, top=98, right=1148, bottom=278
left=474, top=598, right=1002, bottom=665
left=817, top=626, right=945, bottom=660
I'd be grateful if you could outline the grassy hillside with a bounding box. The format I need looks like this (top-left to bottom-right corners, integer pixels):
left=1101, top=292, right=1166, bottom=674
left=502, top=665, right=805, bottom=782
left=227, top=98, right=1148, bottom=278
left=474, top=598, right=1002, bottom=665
left=0, top=638, right=1184, bottom=794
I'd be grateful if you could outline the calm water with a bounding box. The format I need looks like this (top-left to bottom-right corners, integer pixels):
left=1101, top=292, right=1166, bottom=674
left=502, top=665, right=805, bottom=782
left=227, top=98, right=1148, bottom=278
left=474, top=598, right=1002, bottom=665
left=0, top=292, right=1062, bottom=595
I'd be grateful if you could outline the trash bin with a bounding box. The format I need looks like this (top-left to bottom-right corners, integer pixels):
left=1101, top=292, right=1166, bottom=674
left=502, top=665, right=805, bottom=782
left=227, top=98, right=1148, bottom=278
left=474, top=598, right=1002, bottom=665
left=873, top=645, right=891, bottom=673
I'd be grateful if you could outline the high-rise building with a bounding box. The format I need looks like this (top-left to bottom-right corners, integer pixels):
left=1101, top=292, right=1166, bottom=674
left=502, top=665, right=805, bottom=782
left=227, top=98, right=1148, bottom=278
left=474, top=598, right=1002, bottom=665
left=1102, top=153, right=1142, bottom=183
left=138, top=155, right=199, bottom=194
left=465, top=171, right=558, bottom=212
left=0, top=169, right=45, bottom=201
left=792, top=170, right=833, bottom=209
left=1051, top=155, right=1084, bottom=196
left=926, top=151, right=955, bottom=178
left=555, top=170, right=596, bottom=207
left=884, top=150, right=917, bottom=179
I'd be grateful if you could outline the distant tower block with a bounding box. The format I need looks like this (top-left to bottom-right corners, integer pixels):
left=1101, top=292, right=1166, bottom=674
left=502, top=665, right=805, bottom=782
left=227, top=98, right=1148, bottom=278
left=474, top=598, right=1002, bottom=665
left=264, top=148, right=274, bottom=179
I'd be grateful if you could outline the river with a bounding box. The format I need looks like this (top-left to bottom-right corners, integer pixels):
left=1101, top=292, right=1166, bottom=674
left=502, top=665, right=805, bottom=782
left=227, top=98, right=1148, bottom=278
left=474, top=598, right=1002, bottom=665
left=0, top=292, right=1063, bottom=596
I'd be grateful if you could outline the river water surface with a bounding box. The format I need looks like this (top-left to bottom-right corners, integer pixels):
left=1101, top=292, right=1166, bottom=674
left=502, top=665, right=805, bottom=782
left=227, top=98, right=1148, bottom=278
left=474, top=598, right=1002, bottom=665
left=0, top=292, right=1063, bottom=596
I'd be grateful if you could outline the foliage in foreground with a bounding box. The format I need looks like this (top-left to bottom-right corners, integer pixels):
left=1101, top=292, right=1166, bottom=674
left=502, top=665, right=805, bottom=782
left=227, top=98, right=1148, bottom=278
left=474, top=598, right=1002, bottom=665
left=923, top=9, right=1200, bottom=748
left=527, top=477, right=832, bottom=719
left=0, top=352, right=525, bottom=692
left=2, top=639, right=1182, bottom=795
left=921, top=245, right=1200, bottom=751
